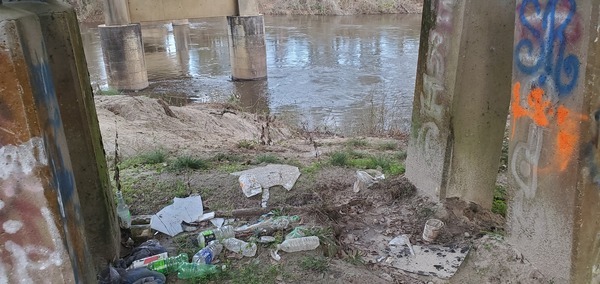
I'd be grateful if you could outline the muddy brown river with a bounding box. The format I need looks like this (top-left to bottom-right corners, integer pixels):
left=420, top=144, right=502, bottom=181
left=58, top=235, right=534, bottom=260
left=81, top=15, right=421, bottom=134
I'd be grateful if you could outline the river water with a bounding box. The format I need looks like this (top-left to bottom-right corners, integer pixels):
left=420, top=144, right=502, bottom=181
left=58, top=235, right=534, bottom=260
left=80, top=15, right=421, bottom=135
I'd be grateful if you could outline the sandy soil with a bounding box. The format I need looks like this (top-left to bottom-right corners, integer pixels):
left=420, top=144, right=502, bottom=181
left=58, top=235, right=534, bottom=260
left=97, top=95, right=548, bottom=283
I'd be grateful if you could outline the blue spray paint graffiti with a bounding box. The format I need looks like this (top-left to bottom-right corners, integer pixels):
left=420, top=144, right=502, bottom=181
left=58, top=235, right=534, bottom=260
left=514, top=0, right=580, bottom=97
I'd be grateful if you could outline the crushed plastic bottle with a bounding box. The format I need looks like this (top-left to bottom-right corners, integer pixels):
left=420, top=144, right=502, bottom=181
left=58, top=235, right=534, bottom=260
left=236, top=215, right=300, bottom=234
left=277, top=236, right=320, bottom=253
left=147, top=253, right=188, bottom=275
left=285, top=226, right=308, bottom=240
left=197, top=226, right=235, bottom=248
left=192, top=241, right=223, bottom=264
left=177, top=263, right=219, bottom=280
left=116, top=191, right=131, bottom=229
left=222, top=238, right=257, bottom=257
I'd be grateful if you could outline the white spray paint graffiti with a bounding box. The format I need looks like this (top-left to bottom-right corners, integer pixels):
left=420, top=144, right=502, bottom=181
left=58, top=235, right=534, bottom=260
left=0, top=137, right=47, bottom=180
left=0, top=138, right=71, bottom=283
left=511, top=123, right=544, bottom=199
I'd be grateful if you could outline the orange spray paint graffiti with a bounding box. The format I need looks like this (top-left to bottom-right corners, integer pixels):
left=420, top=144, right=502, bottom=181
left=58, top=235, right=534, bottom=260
left=511, top=82, right=587, bottom=171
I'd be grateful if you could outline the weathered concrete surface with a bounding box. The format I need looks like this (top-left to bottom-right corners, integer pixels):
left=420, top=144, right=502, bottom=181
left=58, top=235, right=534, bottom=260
left=508, top=0, right=600, bottom=282
left=238, top=0, right=259, bottom=16
left=405, top=0, right=514, bottom=208
left=227, top=15, right=267, bottom=81
left=128, top=0, right=237, bottom=23
left=99, top=23, right=148, bottom=90
left=103, top=0, right=130, bottom=25
left=5, top=0, right=120, bottom=272
left=0, top=5, right=94, bottom=282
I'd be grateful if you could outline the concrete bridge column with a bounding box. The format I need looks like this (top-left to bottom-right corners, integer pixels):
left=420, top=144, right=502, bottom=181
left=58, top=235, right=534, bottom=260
left=508, top=0, right=600, bottom=282
left=0, top=4, right=96, bottom=282
left=227, top=0, right=267, bottom=80
left=98, top=0, right=148, bottom=90
left=4, top=0, right=121, bottom=273
left=405, top=0, right=515, bottom=208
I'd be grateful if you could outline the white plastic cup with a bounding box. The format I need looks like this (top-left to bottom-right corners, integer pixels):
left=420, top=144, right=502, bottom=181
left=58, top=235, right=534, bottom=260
left=422, top=219, right=444, bottom=242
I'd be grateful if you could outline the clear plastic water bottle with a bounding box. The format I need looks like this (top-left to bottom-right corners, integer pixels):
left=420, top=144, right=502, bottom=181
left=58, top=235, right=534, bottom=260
left=116, top=191, right=131, bottom=229
left=177, top=263, right=219, bottom=280
left=197, top=226, right=235, bottom=248
left=147, top=253, right=188, bottom=275
left=277, top=236, right=320, bottom=252
left=192, top=241, right=223, bottom=264
left=222, top=238, right=257, bottom=257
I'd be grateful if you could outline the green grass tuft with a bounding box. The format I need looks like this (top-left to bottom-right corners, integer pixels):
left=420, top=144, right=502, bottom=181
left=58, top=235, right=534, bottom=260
left=377, top=141, right=398, bottom=151
left=492, top=185, right=507, bottom=217
left=346, top=138, right=369, bottom=147
left=329, top=151, right=349, bottom=167
left=120, top=149, right=167, bottom=168
left=171, top=156, right=210, bottom=170
left=255, top=154, right=282, bottom=164
left=299, top=256, right=329, bottom=272
left=236, top=140, right=256, bottom=149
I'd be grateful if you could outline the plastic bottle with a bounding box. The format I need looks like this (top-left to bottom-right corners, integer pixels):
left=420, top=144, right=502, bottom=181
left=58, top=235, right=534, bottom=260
left=177, top=263, right=219, bottom=280
left=147, top=253, right=188, bottom=275
left=197, top=226, right=235, bottom=248
left=222, top=238, right=257, bottom=257
left=277, top=236, right=320, bottom=253
left=238, top=215, right=301, bottom=234
left=192, top=241, right=223, bottom=264
left=116, top=191, right=131, bottom=229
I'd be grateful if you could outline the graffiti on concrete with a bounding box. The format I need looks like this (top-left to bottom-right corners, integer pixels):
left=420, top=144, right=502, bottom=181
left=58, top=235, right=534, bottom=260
left=420, top=0, right=455, bottom=121
left=511, top=123, right=543, bottom=199
left=0, top=138, right=72, bottom=283
left=511, top=82, right=587, bottom=178
left=514, top=0, right=581, bottom=97
left=582, top=110, right=600, bottom=186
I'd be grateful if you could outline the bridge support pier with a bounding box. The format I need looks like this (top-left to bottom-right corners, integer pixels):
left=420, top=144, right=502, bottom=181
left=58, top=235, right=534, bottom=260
left=508, top=0, right=600, bottom=282
left=405, top=0, right=515, bottom=208
left=227, top=15, right=267, bottom=81
left=99, top=23, right=148, bottom=90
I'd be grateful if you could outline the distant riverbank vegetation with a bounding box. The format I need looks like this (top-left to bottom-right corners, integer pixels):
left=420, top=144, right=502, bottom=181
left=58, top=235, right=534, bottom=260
left=258, top=0, right=423, bottom=15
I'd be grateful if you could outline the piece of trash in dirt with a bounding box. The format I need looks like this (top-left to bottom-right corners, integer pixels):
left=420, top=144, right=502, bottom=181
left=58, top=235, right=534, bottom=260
left=122, top=239, right=168, bottom=269
left=422, top=219, right=444, bottom=242
left=116, top=191, right=132, bottom=229
left=150, top=196, right=203, bottom=236
left=235, top=215, right=300, bottom=234
left=381, top=243, right=470, bottom=279
left=222, top=238, right=257, bottom=257
left=197, top=226, right=235, bottom=248
left=353, top=169, right=385, bottom=192
left=232, top=164, right=301, bottom=207
left=389, top=235, right=415, bottom=256
left=259, top=236, right=276, bottom=243
left=129, top=252, right=168, bottom=269
left=178, top=263, right=220, bottom=280
left=261, top=187, right=270, bottom=208
left=210, top=218, right=225, bottom=228
left=192, top=241, right=223, bottom=264
left=285, top=226, right=308, bottom=240
left=147, top=253, right=189, bottom=275
left=271, top=236, right=320, bottom=261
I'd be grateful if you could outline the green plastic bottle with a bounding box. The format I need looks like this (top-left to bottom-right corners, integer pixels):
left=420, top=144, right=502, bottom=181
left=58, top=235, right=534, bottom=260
left=147, top=253, right=188, bottom=275
left=177, top=263, right=219, bottom=280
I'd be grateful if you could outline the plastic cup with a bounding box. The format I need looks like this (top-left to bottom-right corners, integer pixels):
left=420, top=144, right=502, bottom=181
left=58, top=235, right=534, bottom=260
left=422, top=219, right=444, bottom=242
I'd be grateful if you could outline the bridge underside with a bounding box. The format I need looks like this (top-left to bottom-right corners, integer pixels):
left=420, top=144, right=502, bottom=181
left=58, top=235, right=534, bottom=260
left=127, top=0, right=252, bottom=22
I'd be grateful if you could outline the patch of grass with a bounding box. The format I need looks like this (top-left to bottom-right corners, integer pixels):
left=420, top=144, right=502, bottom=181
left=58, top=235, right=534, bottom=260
left=170, top=156, right=210, bottom=171
left=301, top=162, right=323, bottom=176
left=236, top=139, right=256, bottom=149
left=120, top=149, right=167, bottom=168
left=492, top=184, right=507, bottom=217
left=99, top=87, right=121, bottom=96
left=394, top=151, right=408, bottom=160
left=218, top=163, right=246, bottom=173
left=229, top=261, right=282, bottom=284
left=299, top=256, right=329, bottom=272
left=346, top=138, right=369, bottom=148
left=255, top=154, right=282, bottom=164
left=329, top=151, right=349, bottom=167
left=377, top=141, right=398, bottom=151
left=172, top=234, right=197, bottom=260
left=174, top=180, right=188, bottom=198
left=345, top=250, right=365, bottom=266
left=212, top=152, right=244, bottom=163
left=329, top=150, right=405, bottom=176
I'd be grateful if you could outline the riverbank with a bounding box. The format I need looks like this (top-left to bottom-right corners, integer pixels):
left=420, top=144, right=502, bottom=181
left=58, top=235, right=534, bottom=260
left=70, top=0, right=422, bottom=23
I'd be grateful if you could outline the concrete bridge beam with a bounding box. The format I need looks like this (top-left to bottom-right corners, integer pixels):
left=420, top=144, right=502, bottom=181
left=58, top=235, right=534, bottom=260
left=0, top=4, right=96, bottom=282
left=227, top=15, right=267, bottom=81
left=508, top=0, right=600, bottom=282
left=406, top=0, right=515, bottom=208
left=4, top=0, right=121, bottom=273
